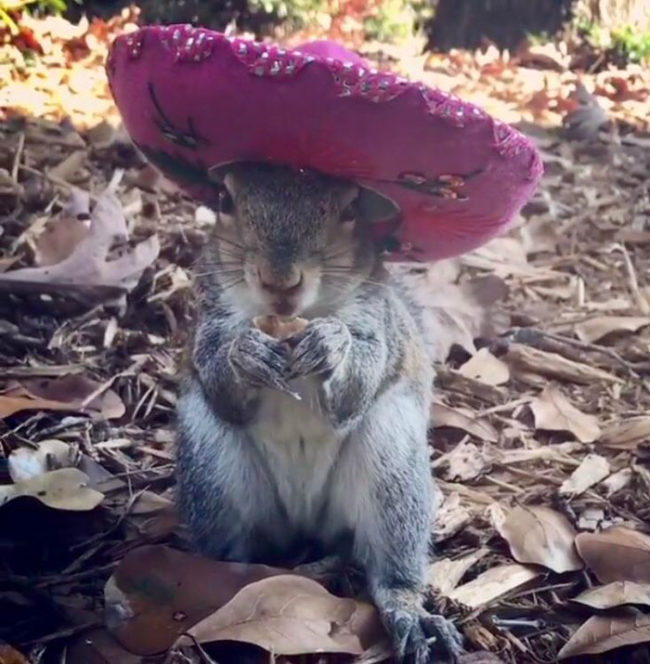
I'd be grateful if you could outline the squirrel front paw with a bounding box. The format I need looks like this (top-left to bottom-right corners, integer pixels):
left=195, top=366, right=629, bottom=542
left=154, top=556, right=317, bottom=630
left=228, top=327, right=293, bottom=393
left=286, top=317, right=351, bottom=380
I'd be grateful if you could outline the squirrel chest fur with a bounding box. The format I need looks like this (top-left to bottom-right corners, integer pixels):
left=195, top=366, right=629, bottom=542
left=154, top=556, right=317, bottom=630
left=250, top=380, right=341, bottom=527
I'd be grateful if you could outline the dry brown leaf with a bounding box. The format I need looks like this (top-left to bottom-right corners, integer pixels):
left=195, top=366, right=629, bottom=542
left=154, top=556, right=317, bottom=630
left=431, top=401, right=498, bottom=443
left=0, top=393, right=80, bottom=419
left=530, top=385, right=601, bottom=443
left=391, top=261, right=502, bottom=362
left=502, top=344, right=621, bottom=385
left=559, top=453, right=610, bottom=496
left=576, top=527, right=650, bottom=583
left=34, top=216, right=89, bottom=266
left=0, top=189, right=159, bottom=297
left=0, top=643, right=29, bottom=664
left=186, top=574, right=385, bottom=656
left=426, top=548, right=488, bottom=595
left=432, top=492, right=472, bottom=543
left=66, top=627, right=143, bottom=664
left=574, top=316, right=650, bottom=344
left=47, top=149, right=87, bottom=181
left=0, top=375, right=124, bottom=420
left=437, top=439, right=489, bottom=482
left=7, top=439, right=77, bottom=482
left=106, top=545, right=293, bottom=655
left=599, top=417, right=650, bottom=449
left=558, top=611, right=650, bottom=659
left=574, top=581, right=650, bottom=609
left=458, top=348, right=510, bottom=386
left=602, top=468, right=634, bottom=496
left=498, top=505, right=583, bottom=573
left=458, top=653, right=506, bottom=664
left=86, top=119, right=116, bottom=148
left=447, top=563, right=540, bottom=609
left=0, top=468, right=103, bottom=511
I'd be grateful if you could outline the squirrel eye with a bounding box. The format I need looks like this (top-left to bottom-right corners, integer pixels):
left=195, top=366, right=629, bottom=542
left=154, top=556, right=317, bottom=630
left=218, top=189, right=234, bottom=216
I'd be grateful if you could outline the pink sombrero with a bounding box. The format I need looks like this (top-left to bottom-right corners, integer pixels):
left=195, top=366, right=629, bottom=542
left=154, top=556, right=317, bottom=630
left=106, top=25, right=543, bottom=261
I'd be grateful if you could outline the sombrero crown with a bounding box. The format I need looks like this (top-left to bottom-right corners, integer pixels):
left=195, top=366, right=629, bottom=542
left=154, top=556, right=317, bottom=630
left=107, top=25, right=543, bottom=261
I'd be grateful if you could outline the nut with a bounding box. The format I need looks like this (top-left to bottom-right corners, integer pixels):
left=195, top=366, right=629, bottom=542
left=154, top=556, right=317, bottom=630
left=252, top=315, right=308, bottom=340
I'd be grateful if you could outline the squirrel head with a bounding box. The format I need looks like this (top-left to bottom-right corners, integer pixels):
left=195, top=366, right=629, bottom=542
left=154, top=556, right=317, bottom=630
left=204, top=162, right=381, bottom=318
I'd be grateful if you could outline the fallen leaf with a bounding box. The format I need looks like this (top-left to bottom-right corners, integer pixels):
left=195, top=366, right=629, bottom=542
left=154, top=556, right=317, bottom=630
left=576, top=527, right=650, bottom=584
left=559, top=453, right=610, bottom=495
left=437, top=439, right=489, bottom=482
left=458, top=653, right=505, bottom=664
left=447, top=563, right=540, bottom=609
left=7, top=439, right=77, bottom=481
left=186, top=575, right=385, bottom=656
left=432, top=492, right=472, bottom=543
left=426, top=548, right=488, bottom=595
left=601, top=468, right=634, bottom=496
left=0, top=468, right=103, bottom=511
left=66, top=627, right=143, bottom=664
left=33, top=189, right=91, bottom=266
left=574, top=582, right=650, bottom=609
left=1, top=375, right=124, bottom=420
left=47, top=149, right=87, bottom=181
left=392, top=261, right=502, bottom=361
left=431, top=401, right=498, bottom=443
left=498, top=505, right=583, bottom=573
left=0, top=393, right=81, bottom=419
left=0, top=643, right=29, bottom=664
left=106, top=545, right=292, bottom=655
left=86, top=119, right=116, bottom=148
left=530, top=385, right=601, bottom=443
left=558, top=611, right=650, bottom=659
left=600, top=417, right=650, bottom=449
left=574, top=316, right=650, bottom=344
left=458, top=348, right=510, bottom=386
left=0, top=189, right=159, bottom=298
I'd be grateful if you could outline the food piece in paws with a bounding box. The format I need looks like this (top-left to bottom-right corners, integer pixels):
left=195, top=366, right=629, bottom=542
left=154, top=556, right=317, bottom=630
left=252, top=315, right=308, bottom=340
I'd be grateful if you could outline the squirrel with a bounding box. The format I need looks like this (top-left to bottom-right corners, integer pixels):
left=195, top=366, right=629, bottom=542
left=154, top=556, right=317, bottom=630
left=175, top=162, right=465, bottom=663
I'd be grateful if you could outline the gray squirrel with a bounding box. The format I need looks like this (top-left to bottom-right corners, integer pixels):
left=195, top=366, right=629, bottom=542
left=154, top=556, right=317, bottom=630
left=175, top=162, right=465, bottom=663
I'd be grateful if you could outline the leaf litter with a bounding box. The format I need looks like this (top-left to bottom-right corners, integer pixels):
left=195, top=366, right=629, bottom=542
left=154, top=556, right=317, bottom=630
left=1, top=8, right=650, bottom=664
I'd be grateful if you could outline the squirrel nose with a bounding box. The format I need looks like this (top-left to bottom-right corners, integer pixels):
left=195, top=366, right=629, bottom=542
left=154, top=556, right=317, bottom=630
left=258, top=265, right=303, bottom=295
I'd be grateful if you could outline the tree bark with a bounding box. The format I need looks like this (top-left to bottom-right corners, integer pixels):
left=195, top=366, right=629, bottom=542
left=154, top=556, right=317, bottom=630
left=427, top=0, right=650, bottom=52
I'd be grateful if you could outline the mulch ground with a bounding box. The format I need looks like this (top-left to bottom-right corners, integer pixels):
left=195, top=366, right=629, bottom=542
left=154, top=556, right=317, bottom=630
left=1, top=8, right=650, bottom=664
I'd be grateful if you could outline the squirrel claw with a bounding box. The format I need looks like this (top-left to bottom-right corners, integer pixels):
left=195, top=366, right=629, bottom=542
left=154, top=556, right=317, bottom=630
left=386, top=609, right=464, bottom=664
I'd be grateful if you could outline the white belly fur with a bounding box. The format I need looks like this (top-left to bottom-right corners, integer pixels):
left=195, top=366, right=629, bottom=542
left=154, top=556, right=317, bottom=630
left=249, top=378, right=341, bottom=528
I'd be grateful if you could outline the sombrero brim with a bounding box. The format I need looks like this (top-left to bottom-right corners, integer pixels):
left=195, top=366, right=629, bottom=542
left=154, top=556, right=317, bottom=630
left=106, top=25, right=543, bottom=261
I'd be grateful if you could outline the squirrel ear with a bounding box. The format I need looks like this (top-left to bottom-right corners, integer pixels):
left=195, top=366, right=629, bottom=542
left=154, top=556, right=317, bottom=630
left=338, top=184, right=360, bottom=211
left=356, top=187, right=400, bottom=224
left=207, top=163, right=241, bottom=197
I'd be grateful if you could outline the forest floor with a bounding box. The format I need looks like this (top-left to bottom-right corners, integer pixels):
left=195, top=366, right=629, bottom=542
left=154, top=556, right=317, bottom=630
left=1, top=8, right=650, bottom=664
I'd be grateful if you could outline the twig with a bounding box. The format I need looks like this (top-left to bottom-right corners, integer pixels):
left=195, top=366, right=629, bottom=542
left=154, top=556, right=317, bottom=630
left=37, top=561, right=119, bottom=588
left=11, top=131, right=25, bottom=182
left=19, top=620, right=102, bottom=647
left=611, top=242, right=649, bottom=314
left=504, top=327, right=639, bottom=378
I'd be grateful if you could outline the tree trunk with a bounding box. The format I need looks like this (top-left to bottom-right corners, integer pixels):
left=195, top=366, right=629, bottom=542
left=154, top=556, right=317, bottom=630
left=427, top=0, right=650, bottom=52
left=576, top=0, right=650, bottom=30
